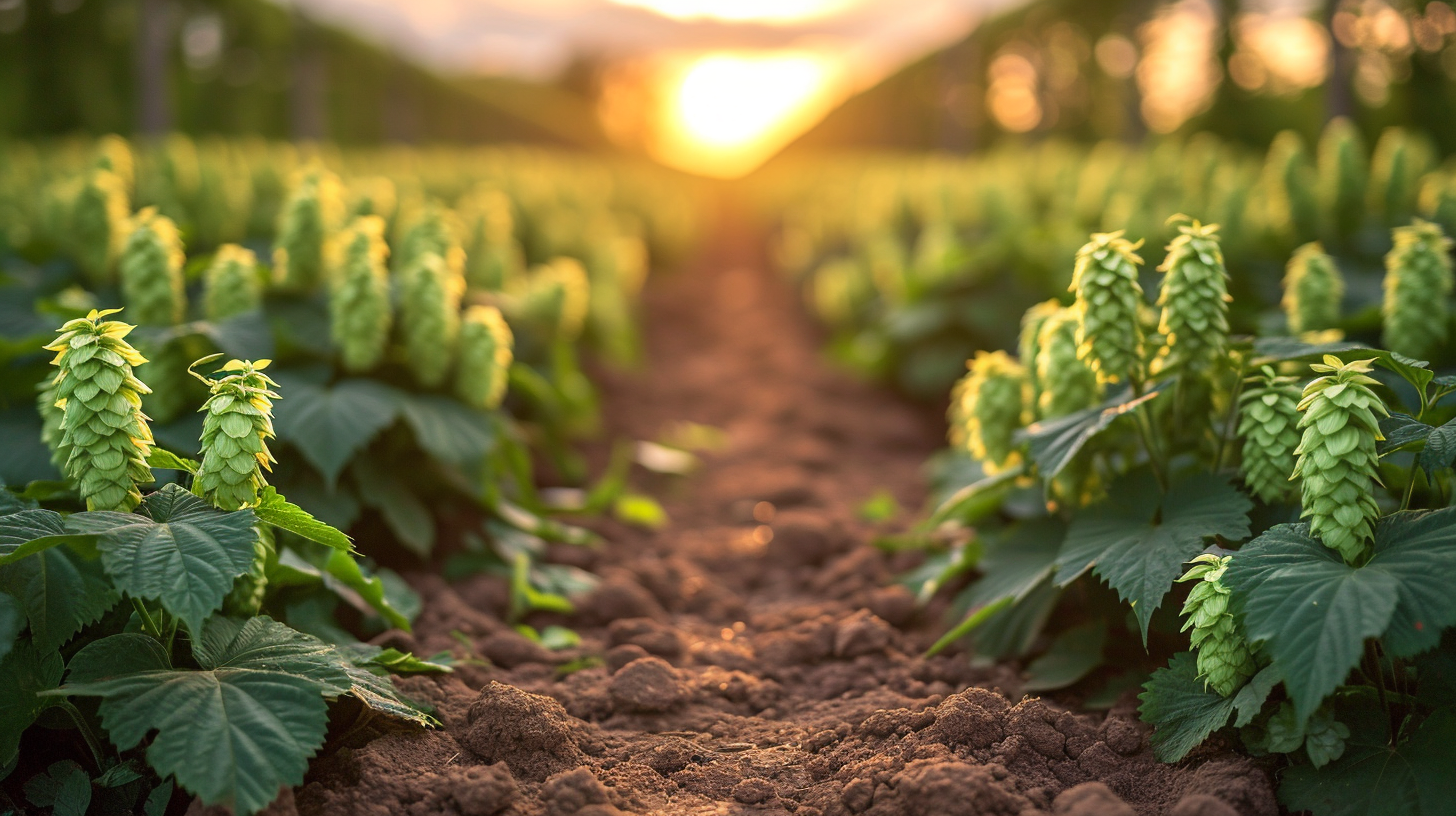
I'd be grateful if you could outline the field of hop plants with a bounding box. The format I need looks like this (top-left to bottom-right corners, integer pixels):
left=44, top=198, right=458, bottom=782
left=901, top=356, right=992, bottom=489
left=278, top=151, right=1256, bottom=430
left=4, top=119, right=1456, bottom=816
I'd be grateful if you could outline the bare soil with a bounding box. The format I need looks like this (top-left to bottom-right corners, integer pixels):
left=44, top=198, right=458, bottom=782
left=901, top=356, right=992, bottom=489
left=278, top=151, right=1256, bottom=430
left=286, top=190, right=1278, bottom=816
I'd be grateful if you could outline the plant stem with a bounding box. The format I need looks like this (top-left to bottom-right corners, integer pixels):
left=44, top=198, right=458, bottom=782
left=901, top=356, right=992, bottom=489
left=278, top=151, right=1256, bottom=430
left=1212, top=360, right=1248, bottom=473
left=1401, top=460, right=1420, bottom=512
left=1367, top=639, right=1393, bottom=739
left=1130, top=378, right=1169, bottom=492
left=56, top=701, right=109, bottom=771
left=131, top=598, right=161, bottom=639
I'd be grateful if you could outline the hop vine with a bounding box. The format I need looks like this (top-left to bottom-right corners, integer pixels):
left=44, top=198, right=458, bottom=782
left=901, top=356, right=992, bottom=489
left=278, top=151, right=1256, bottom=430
left=399, top=251, right=464, bottom=388
left=329, top=216, right=393, bottom=372
left=1282, top=243, right=1344, bottom=336
left=203, top=244, right=263, bottom=321
left=456, top=306, right=515, bottom=411
left=1071, top=231, right=1145, bottom=387
left=192, top=357, right=280, bottom=512
left=1381, top=219, right=1453, bottom=362
left=948, top=350, right=1027, bottom=474
left=1178, top=554, right=1258, bottom=697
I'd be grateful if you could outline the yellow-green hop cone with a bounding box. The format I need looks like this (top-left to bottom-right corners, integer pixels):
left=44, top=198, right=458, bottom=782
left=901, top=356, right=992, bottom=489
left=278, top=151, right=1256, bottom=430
left=456, top=306, right=514, bottom=411
left=948, top=350, right=1027, bottom=474
left=272, top=165, right=344, bottom=291
left=1036, top=308, right=1100, bottom=419
left=203, top=244, right=262, bottom=321
left=461, top=188, right=522, bottom=291
left=44, top=309, right=155, bottom=512
left=1369, top=128, right=1424, bottom=228
left=329, top=217, right=393, bottom=373
left=120, top=207, right=186, bottom=326
left=399, top=251, right=464, bottom=388
left=93, top=134, right=135, bottom=194
left=1178, top=554, right=1257, bottom=697
left=72, top=169, right=130, bottom=286
left=1237, top=367, right=1303, bottom=504
left=193, top=358, right=279, bottom=512
left=1282, top=243, right=1344, bottom=335
left=1292, top=356, right=1388, bottom=565
left=1381, top=219, right=1453, bottom=362
left=1071, top=231, right=1145, bottom=387
left=1261, top=130, right=1320, bottom=242
left=396, top=201, right=464, bottom=283
left=36, top=380, right=69, bottom=474
left=1317, top=117, right=1368, bottom=239
left=347, top=176, right=397, bottom=222
left=1154, top=218, right=1230, bottom=378
left=1019, top=299, right=1061, bottom=412
left=513, top=258, right=592, bottom=343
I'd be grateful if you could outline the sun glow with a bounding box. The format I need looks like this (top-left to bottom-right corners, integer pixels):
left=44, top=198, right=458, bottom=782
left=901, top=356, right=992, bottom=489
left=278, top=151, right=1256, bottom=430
left=608, top=0, right=858, bottom=25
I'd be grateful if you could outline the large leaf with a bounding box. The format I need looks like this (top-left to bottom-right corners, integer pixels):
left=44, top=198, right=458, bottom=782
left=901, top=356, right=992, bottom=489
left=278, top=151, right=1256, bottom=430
left=0, top=641, right=63, bottom=765
left=1250, top=336, right=1364, bottom=367
left=66, top=633, right=171, bottom=683
left=1280, top=708, right=1456, bottom=816
left=320, top=550, right=413, bottom=632
left=1138, top=651, right=1236, bottom=762
left=24, top=760, right=92, bottom=816
left=1378, top=414, right=1433, bottom=457
left=253, top=487, right=352, bottom=552
left=0, top=592, right=20, bottom=661
left=1057, top=471, right=1252, bottom=642
left=1023, top=620, right=1107, bottom=692
left=924, top=467, right=1022, bottom=527
left=193, top=616, right=352, bottom=692
left=1364, top=508, right=1456, bottom=658
left=398, top=394, right=496, bottom=473
left=1017, top=384, right=1166, bottom=481
left=1417, top=418, right=1456, bottom=478
left=0, top=547, right=118, bottom=652
left=0, top=509, right=99, bottom=566
left=963, top=518, right=1065, bottom=609
left=1225, top=524, right=1401, bottom=720
left=0, top=406, right=61, bottom=486
left=271, top=375, right=401, bottom=487
left=68, top=485, right=258, bottom=635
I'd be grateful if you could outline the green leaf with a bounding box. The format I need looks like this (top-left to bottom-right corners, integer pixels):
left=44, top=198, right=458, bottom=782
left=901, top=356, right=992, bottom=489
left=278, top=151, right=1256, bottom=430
left=321, top=550, right=412, bottom=632
left=193, top=616, right=351, bottom=692
left=66, top=633, right=171, bottom=683
left=1225, top=524, right=1401, bottom=720
left=613, top=493, right=668, bottom=530
left=1364, top=350, right=1435, bottom=401
left=0, top=488, right=38, bottom=516
left=197, top=311, right=276, bottom=361
left=398, top=395, right=496, bottom=473
left=144, top=780, right=173, bottom=816
left=146, top=448, right=200, bottom=475
left=0, top=547, right=118, bottom=652
left=493, top=499, right=600, bottom=547
left=253, top=486, right=352, bottom=552
left=0, top=509, right=99, bottom=566
left=24, top=760, right=91, bottom=816
left=1023, top=620, right=1106, bottom=692
left=1138, top=651, right=1236, bottom=762
left=0, top=593, right=20, bottom=661
left=924, top=467, right=1021, bottom=527
left=1418, top=418, right=1456, bottom=478
left=1280, top=708, right=1456, bottom=816
left=1232, top=664, right=1282, bottom=728
left=68, top=484, right=259, bottom=635
left=1018, top=385, right=1166, bottom=481
left=339, top=643, right=452, bottom=675
left=1057, top=471, right=1251, bottom=642
left=925, top=595, right=1012, bottom=658
left=1365, top=508, right=1456, bottom=658
left=0, top=641, right=63, bottom=765
left=351, top=459, right=434, bottom=557
left=271, top=376, right=401, bottom=487
left=341, top=665, right=438, bottom=727
left=1379, top=413, right=1433, bottom=457
left=1250, top=336, right=1365, bottom=367
left=962, top=518, right=1065, bottom=609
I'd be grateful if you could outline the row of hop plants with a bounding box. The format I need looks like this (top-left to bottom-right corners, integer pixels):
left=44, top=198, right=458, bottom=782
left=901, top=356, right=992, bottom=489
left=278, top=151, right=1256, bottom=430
left=760, top=118, right=1456, bottom=398
left=917, top=209, right=1456, bottom=816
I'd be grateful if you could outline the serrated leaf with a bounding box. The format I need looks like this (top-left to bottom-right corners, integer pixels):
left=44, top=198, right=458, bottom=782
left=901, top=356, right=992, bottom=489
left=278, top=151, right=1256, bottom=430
left=1379, top=413, right=1433, bottom=457
left=1057, top=471, right=1252, bottom=642
left=146, top=448, right=199, bottom=475
left=1364, top=508, right=1456, bottom=658
left=0, top=547, right=119, bottom=652
left=271, top=375, right=401, bottom=487
left=1018, top=385, right=1166, bottom=481
left=1225, top=524, right=1400, bottom=721
left=398, top=394, right=496, bottom=473
left=1232, top=663, right=1282, bottom=728
left=66, top=633, right=171, bottom=683
left=1417, top=418, right=1456, bottom=477
left=67, top=484, right=259, bottom=635
left=0, top=509, right=99, bottom=566
left=963, top=518, right=1065, bottom=609
left=193, top=616, right=351, bottom=692
left=0, top=489, right=38, bottom=516
left=342, top=665, right=438, bottom=727
left=1138, top=651, right=1237, bottom=762
left=0, top=641, right=63, bottom=765
left=24, top=759, right=91, bottom=816
left=339, top=643, right=452, bottom=675
left=253, top=487, right=352, bottom=552
left=1023, top=620, right=1106, bottom=692
left=924, top=467, right=1021, bottom=527
left=1280, top=708, right=1456, bottom=816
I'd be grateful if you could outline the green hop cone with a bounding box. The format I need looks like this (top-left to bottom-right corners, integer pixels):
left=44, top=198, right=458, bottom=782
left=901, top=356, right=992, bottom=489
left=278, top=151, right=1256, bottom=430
left=36, top=379, right=69, bottom=474
left=948, top=350, right=1027, bottom=474
left=329, top=216, right=393, bottom=372
left=193, top=357, right=279, bottom=512
left=1019, top=299, right=1062, bottom=413
left=461, top=188, right=523, bottom=291
left=1293, top=356, right=1388, bottom=564
left=513, top=258, right=591, bottom=343
left=202, top=244, right=263, bottom=321
left=1237, top=366, right=1303, bottom=504
left=93, top=134, right=135, bottom=194
left=44, top=309, right=155, bottom=512
left=399, top=251, right=464, bottom=388
left=1178, top=554, right=1258, bottom=696
left=1036, top=307, right=1100, bottom=419
left=1317, top=117, right=1369, bottom=240
left=1261, top=130, right=1320, bottom=242
left=272, top=165, right=343, bottom=291
left=119, top=207, right=186, bottom=326
left=396, top=201, right=464, bottom=283
left=1154, top=218, right=1230, bottom=378
left=1071, top=231, right=1146, bottom=387
left=222, top=526, right=275, bottom=619
left=347, top=176, right=397, bottom=221
left=1381, top=219, right=1453, bottom=362
left=456, top=305, right=515, bottom=411
left=72, top=169, right=130, bottom=286
left=1282, top=242, right=1344, bottom=335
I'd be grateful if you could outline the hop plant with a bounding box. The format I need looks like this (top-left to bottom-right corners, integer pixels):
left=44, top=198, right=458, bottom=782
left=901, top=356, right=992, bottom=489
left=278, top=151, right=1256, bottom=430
left=1293, top=357, right=1388, bottom=565
left=461, top=188, right=521, bottom=291
left=72, top=169, right=130, bottom=286
left=43, top=310, right=155, bottom=512
left=273, top=165, right=344, bottom=291
left=119, top=207, right=186, bottom=326
left=948, top=350, right=1027, bottom=473
left=36, top=379, right=69, bottom=474
left=1036, top=308, right=1100, bottom=418
left=223, top=527, right=275, bottom=619
left=1282, top=243, right=1344, bottom=335
left=1071, top=231, right=1146, bottom=387
left=399, top=251, right=464, bottom=388
left=192, top=357, right=279, bottom=511
left=456, top=306, right=515, bottom=411
left=1178, top=554, right=1258, bottom=697
left=1019, top=299, right=1062, bottom=412
left=1381, top=219, right=1453, bottom=361
left=514, top=258, right=592, bottom=342
left=1369, top=128, right=1418, bottom=228
left=348, top=176, right=397, bottom=222
left=1316, top=118, right=1368, bottom=239
left=329, top=217, right=393, bottom=372
left=93, top=134, right=135, bottom=194
left=396, top=201, right=463, bottom=282
left=1260, top=130, right=1320, bottom=242
left=203, top=244, right=262, bottom=321
left=1237, top=366, right=1303, bottom=504
left=1154, top=218, right=1230, bottom=378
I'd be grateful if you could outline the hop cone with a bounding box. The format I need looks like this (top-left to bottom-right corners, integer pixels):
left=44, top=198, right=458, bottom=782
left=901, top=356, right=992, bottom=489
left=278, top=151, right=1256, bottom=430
left=1282, top=243, right=1344, bottom=335
left=396, top=201, right=463, bottom=283
left=1019, top=299, right=1062, bottom=412
left=194, top=358, right=279, bottom=511
left=119, top=207, right=186, bottom=326
left=1238, top=366, right=1303, bottom=503
left=399, top=251, right=464, bottom=388
left=329, top=217, right=393, bottom=372
left=1382, top=219, right=1453, bottom=361
left=1154, top=218, right=1230, bottom=378
left=93, top=134, right=135, bottom=194
left=44, top=310, right=155, bottom=512
left=1178, top=554, right=1258, bottom=696
left=348, top=176, right=397, bottom=222
left=456, top=306, right=515, bottom=411
left=1036, top=308, right=1099, bottom=419
left=36, top=379, right=69, bottom=474
left=461, top=189, right=521, bottom=291
left=1260, top=130, right=1320, bottom=242
left=514, top=258, right=591, bottom=342
left=1317, top=118, right=1368, bottom=239
left=948, top=350, right=1027, bottom=473
left=1293, top=356, right=1388, bottom=565
left=1071, top=231, right=1145, bottom=387
left=72, top=169, right=130, bottom=286
left=203, top=244, right=262, bottom=321
left=1369, top=128, right=1418, bottom=228
left=273, top=165, right=343, bottom=291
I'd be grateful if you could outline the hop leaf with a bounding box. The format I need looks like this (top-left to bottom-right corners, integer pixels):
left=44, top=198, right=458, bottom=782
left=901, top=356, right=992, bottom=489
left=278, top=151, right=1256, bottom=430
left=399, top=251, right=464, bottom=388
left=72, top=169, right=130, bottom=286
left=328, top=217, right=393, bottom=372
left=1292, top=356, right=1388, bottom=564
left=1381, top=219, right=1453, bottom=362
left=120, top=207, right=186, bottom=326
left=272, top=165, right=344, bottom=291
left=1237, top=366, right=1303, bottom=503
left=455, top=306, right=514, bottom=411
left=193, top=358, right=280, bottom=512
left=1070, top=231, right=1145, bottom=386
left=1177, top=554, right=1257, bottom=696
left=43, top=310, right=155, bottom=511
left=1036, top=307, right=1100, bottom=419
left=1155, top=218, right=1230, bottom=378
left=1018, top=299, right=1062, bottom=413
left=1282, top=242, right=1344, bottom=335
left=948, top=350, right=1027, bottom=473
left=203, top=244, right=262, bottom=322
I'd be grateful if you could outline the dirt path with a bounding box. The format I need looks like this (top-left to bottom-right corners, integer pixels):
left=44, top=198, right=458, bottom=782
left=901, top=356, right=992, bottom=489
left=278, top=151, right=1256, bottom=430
left=290, top=189, right=1278, bottom=816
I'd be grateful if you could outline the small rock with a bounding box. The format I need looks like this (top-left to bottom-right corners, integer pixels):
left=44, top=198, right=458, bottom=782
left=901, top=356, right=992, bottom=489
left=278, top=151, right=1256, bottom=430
left=833, top=610, right=894, bottom=658
left=1052, top=782, right=1136, bottom=816
left=1099, top=717, right=1145, bottom=756
left=608, top=617, right=684, bottom=658
left=605, top=644, right=650, bottom=673
left=732, top=778, right=776, bottom=805
left=609, top=656, right=686, bottom=713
